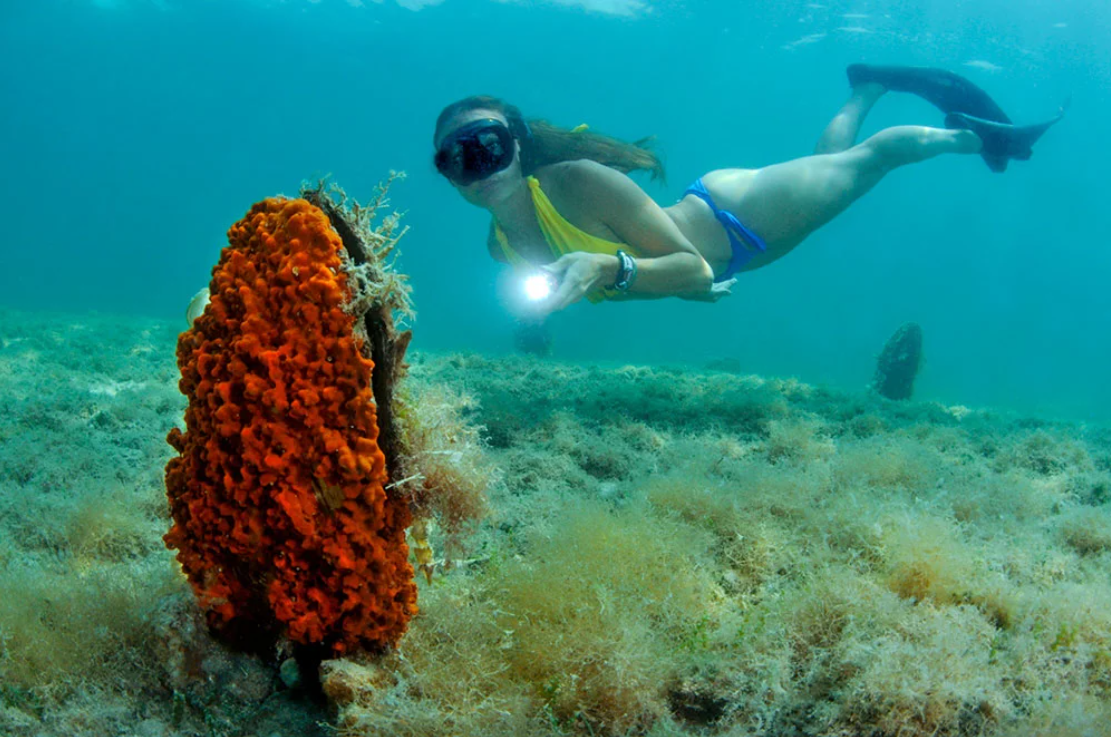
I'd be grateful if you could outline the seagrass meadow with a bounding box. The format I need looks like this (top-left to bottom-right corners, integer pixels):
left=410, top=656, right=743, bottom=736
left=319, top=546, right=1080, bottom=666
left=2, top=305, right=1111, bottom=737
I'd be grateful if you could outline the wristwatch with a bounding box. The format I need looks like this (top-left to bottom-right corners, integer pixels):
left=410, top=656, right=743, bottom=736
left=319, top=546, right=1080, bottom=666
left=612, top=250, right=638, bottom=292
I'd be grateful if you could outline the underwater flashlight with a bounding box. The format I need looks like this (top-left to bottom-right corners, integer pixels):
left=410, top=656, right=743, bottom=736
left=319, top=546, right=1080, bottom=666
left=523, top=273, right=555, bottom=301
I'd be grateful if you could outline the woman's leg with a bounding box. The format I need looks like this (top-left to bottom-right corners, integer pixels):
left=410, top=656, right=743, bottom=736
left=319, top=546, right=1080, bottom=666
left=814, top=82, right=886, bottom=154
left=727, top=125, right=983, bottom=248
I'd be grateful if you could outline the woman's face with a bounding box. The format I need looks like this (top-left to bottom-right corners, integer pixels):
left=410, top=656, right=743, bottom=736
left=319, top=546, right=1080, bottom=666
left=435, top=109, right=523, bottom=208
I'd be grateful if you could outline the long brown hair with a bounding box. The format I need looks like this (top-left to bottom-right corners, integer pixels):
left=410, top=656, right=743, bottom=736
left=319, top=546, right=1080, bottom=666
left=433, top=95, right=665, bottom=181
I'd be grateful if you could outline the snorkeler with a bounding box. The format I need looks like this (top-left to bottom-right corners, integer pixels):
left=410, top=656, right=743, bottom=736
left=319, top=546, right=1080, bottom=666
left=433, top=64, right=1064, bottom=313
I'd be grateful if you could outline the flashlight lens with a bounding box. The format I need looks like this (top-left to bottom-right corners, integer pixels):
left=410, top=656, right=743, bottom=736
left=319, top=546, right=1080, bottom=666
left=524, top=274, right=552, bottom=301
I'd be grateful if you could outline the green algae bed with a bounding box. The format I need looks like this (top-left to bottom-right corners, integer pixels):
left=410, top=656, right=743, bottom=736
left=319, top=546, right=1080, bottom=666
left=1, top=306, right=1110, bottom=737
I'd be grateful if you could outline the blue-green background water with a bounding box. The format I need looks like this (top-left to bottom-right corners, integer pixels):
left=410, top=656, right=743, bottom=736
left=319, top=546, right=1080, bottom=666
left=2, top=0, right=1108, bottom=420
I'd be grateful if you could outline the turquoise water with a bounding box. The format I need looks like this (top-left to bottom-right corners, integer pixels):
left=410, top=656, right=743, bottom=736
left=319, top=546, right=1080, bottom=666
left=1, top=0, right=1108, bottom=419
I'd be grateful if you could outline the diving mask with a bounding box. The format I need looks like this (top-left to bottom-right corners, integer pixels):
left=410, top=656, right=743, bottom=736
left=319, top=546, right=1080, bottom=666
left=434, top=119, right=516, bottom=186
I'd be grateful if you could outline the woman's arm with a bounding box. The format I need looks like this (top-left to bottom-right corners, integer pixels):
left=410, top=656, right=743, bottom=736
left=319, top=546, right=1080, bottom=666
left=541, top=160, right=718, bottom=311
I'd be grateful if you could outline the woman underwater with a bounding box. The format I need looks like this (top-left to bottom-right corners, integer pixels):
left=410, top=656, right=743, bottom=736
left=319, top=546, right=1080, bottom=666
left=433, top=64, right=1063, bottom=313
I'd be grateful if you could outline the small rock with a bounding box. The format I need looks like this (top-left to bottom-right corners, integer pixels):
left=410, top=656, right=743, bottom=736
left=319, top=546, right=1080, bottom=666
left=280, top=657, right=301, bottom=689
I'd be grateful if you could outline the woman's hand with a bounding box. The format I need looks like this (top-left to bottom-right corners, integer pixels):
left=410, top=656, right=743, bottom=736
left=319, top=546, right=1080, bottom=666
left=682, top=277, right=736, bottom=303
left=538, top=252, right=616, bottom=313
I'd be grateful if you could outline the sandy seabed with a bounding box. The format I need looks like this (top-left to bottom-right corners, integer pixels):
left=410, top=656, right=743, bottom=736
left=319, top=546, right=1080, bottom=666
left=2, top=306, right=1110, bottom=737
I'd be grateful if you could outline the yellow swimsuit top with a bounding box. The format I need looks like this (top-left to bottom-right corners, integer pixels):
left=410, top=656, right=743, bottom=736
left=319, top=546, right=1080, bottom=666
left=493, top=176, right=643, bottom=303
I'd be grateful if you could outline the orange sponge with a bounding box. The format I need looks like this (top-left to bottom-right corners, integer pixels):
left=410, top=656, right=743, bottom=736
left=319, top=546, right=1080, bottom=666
left=165, top=197, right=416, bottom=653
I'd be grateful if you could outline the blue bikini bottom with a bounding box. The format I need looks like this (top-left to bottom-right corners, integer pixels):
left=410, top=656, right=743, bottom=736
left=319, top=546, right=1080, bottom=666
left=684, top=178, right=767, bottom=282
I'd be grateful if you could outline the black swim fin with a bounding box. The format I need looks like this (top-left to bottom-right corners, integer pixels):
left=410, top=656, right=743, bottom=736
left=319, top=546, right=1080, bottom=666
left=847, top=63, right=1011, bottom=123
left=848, top=63, right=1066, bottom=172
left=945, top=108, right=1066, bottom=173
